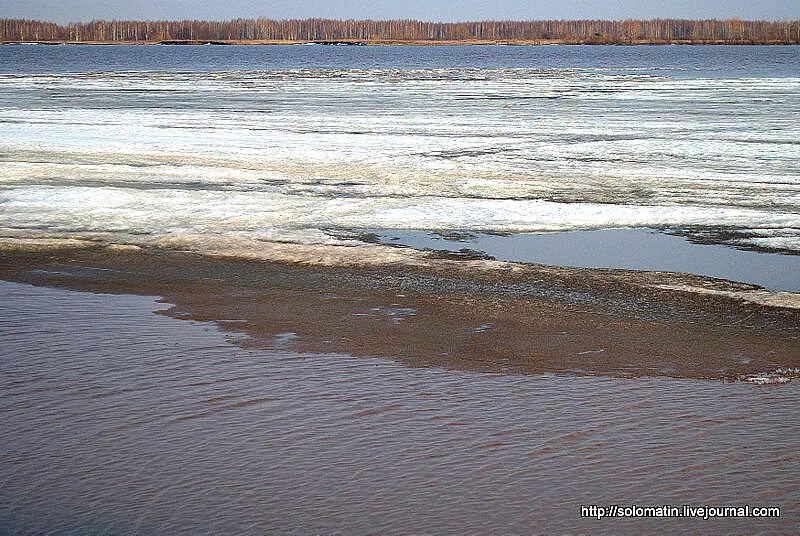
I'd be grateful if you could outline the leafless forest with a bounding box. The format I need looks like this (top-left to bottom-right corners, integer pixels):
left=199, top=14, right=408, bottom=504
left=2, top=18, right=799, bottom=44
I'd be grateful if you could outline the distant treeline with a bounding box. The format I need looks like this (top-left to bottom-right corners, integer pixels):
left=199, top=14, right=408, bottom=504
left=2, top=18, right=800, bottom=44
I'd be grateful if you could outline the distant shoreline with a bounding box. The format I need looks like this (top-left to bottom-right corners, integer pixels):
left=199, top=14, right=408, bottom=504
left=3, top=38, right=799, bottom=46
left=5, top=17, right=798, bottom=45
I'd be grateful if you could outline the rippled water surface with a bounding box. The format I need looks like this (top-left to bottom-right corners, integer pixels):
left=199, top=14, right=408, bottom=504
left=0, top=45, right=799, bottom=269
left=1, top=280, right=798, bottom=534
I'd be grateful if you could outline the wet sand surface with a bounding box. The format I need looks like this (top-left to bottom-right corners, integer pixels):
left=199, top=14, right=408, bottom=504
left=1, top=279, right=799, bottom=535
left=0, top=247, right=798, bottom=380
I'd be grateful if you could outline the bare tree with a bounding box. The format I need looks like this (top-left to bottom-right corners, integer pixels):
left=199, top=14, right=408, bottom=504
left=2, top=17, right=798, bottom=44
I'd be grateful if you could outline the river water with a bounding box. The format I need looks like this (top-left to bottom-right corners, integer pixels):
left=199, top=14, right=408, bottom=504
left=1, top=280, right=798, bottom=534
left=1, top=45, right=799, bottom=276
left=1, top=44, right=799, bottom=534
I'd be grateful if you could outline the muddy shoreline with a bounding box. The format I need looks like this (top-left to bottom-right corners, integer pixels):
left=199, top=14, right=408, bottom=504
left=2, top=245, right=798, bottom=381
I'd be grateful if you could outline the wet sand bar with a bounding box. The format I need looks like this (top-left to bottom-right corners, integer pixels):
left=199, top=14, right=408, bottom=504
left=2, top=246, right=798, bottom=381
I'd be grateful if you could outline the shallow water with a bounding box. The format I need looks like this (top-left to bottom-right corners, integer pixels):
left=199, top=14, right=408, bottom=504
left=0, top=45, right=799, bottom=271
left=370, top=227, right=800, bottom=291
left=1, top=280, right=798, bottom=534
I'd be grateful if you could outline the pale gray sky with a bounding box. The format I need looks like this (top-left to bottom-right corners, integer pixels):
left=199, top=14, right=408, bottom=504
left=2, top=0, right=798, bottom=23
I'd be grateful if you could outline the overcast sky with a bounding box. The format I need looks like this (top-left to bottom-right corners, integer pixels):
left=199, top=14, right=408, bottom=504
left=2, top=0, right=798, bottom=24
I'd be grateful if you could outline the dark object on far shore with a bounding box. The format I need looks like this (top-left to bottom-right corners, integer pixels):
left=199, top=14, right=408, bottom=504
left=158, top=39, right=232, bottom=45
left=312, top=40, right=367, bottom=46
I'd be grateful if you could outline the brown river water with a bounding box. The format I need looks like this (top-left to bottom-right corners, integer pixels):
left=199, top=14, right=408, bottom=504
left=1, top=280, right=798, bottom=534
